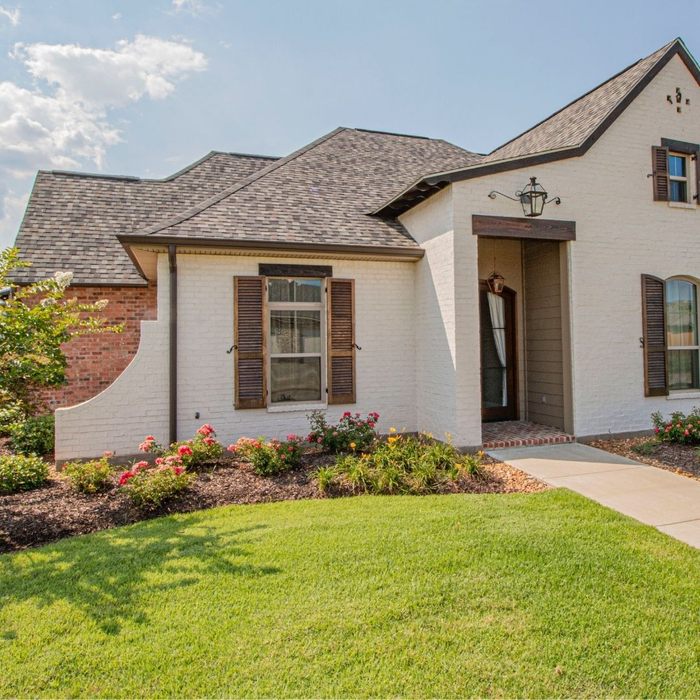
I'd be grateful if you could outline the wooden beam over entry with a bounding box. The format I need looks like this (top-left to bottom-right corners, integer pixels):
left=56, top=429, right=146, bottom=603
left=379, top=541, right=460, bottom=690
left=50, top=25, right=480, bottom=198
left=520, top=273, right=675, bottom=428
left=472, top=214, right=576, bottom=241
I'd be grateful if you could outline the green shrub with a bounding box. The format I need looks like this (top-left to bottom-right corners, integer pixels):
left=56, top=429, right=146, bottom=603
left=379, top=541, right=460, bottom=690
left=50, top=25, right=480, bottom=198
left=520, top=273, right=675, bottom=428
left=119, top=460, right=195, bottom=508
left=0, top=454, right=49, bottom=494
left=307, top=411, right=378, bottom=452
left=317, top=432, right=483, bottom=496
left=9, top=414, right=54, bottom=456
left=652, top=410, right=700, bottom=445
left=228, top=435, right=304, bottom=476
left=138, top=424, right=224, bottom=469
left=631, top=441, right=659, bottom=457
left=61, top=455, right=113, bottom=493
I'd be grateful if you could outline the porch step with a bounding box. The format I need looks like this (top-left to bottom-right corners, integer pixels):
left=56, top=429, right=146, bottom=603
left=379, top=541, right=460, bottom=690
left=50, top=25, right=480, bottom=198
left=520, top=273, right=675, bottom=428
left=482, top=420, right=575, bottom=450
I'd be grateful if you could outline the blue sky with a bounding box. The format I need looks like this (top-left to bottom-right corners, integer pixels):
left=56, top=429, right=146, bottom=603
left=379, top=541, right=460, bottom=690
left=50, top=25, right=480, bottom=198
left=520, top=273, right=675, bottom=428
left=1, top=0, right=699, bottom=248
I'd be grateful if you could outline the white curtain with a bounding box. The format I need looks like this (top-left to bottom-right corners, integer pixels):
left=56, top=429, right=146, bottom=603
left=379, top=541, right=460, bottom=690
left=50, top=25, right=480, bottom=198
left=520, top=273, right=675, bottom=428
left=487, top=292, right=507, bottom=406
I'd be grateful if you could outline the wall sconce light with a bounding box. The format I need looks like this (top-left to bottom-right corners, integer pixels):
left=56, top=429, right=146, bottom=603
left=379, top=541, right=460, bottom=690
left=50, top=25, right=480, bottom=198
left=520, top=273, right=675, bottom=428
left=488, top=177, right=561, bottom=217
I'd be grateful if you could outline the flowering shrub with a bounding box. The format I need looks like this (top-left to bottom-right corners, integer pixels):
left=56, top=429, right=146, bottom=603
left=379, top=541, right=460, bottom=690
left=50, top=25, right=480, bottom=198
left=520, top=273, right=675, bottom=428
left=651, top=410, right=700, bottom=445
left=62, top=453, right=113, bottom=493
left=139, top=424, right=224, bottom=469
left=307, top=411, right=378, bottom=453
left=227, top=434, right=304, bottom=476
left=119, top=458, right=194, bottom=507
left=314, top=431, right=482, bottom=496
left=0, top=454, right=49, bottom=494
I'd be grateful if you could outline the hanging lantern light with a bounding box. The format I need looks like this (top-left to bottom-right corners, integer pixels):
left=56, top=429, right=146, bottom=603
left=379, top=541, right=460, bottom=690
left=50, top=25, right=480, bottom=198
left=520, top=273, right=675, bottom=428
left=486, top=240, right=505, bottom=294
left=518, top=177, right=548, bottom=217
left=488, top=177, right=561, bottom=217
left=487, top=271, right=506, bottom=294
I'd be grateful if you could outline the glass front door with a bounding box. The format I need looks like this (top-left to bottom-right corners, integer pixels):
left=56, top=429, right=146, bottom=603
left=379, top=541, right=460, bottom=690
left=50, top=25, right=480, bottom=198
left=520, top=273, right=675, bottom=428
left=480, top=285, right=517, bottom=422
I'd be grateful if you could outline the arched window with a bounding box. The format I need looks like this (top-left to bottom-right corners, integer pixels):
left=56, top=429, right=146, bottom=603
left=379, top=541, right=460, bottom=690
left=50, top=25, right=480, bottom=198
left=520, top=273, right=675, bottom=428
left=666, top=279, right=699, bottom=390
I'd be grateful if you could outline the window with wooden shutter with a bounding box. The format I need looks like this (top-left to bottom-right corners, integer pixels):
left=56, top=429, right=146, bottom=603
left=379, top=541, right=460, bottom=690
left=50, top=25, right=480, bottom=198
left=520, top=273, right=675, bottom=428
left=234, top=276, right=267, bottom=409
left=652, top=146, right=670, bottom=201
left=642, top=274, right=668, bottom=396
left=327, top=278, right=356, bottom=404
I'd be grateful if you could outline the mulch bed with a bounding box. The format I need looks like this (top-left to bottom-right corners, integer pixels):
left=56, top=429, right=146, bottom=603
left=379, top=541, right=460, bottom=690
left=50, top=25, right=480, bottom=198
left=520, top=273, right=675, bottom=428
left=590, top=437, right=700, bottom=481
left=0, top=450, right=548, bottom=554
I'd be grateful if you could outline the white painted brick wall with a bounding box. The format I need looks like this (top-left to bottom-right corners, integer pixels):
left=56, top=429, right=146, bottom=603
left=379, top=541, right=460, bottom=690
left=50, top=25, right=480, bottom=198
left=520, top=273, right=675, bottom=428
left=56, top=253, right=417, bottom=459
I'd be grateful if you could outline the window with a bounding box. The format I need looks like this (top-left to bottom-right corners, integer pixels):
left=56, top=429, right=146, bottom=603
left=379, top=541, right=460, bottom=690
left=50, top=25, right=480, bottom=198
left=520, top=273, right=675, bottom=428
left=668, top=153, right=689, bottom=202
left=267, top=278, right=324, bottom=404
left=666, top=279, right=699, bottom=390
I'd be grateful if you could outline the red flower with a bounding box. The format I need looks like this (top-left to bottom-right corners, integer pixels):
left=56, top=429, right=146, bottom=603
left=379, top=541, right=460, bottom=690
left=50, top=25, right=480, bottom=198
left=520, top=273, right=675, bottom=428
left=317, top=437, right=322, bottom=444
left=287, top=433, right=297, bottom=441
left=685, top=430, right=689, bottom=436
left=342, top=411, right=351, bottom=418
left=227, top=444, right=237, bottom=453
left=134, top=460, right=149, bottom=471
left=103, top=451, right=114, bottom=458
left=145, top=436, right=155, bottom=442
left=202, top=437, right=215, bottom=446
left=178, top=445, right=194, bottom=456
left=307, top=434, right=315, bottom=443
left=368, top=422, right=375, bottom=428
left=119, top=471, right=135, bottom=486
left=288, top=445, right=293, bottom=451
left=654, top=427, right=660, bottom=434
left=197, top=424, right=215, bottom=436
left=173, top=466, right=185, bottom=476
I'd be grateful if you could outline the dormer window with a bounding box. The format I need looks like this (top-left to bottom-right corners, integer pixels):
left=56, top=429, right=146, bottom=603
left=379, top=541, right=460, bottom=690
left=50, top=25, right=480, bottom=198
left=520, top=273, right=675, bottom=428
left=669, top=153, right=689, bottom=202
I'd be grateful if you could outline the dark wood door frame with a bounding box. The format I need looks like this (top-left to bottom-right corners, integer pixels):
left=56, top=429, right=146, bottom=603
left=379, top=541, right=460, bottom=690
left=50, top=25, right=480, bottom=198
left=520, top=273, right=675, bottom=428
left=480, top=282, right=518, bottom=422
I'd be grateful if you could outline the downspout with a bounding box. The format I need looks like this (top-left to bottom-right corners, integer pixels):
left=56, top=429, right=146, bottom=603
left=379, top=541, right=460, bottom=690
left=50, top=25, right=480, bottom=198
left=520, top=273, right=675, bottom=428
left=168, top=245, right=178, bottom=445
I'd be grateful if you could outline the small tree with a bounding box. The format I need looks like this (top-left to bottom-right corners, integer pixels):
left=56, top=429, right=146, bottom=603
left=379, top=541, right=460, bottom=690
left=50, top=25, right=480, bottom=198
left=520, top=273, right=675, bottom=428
left=0, top=247, right=123, bottom=423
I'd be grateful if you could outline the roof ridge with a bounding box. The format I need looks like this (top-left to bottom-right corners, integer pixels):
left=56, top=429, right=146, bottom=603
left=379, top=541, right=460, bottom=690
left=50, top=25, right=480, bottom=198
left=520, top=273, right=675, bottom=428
left=42, top=150, right=279, bottom=185
left=136, top=127, right=348, bottom=236
left=486, top=38, right=680, bottom=158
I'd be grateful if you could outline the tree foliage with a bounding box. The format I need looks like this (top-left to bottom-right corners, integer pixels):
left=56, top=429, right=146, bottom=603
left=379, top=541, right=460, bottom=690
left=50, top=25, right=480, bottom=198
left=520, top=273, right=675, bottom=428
left=0, top=247, right=122, bottom=421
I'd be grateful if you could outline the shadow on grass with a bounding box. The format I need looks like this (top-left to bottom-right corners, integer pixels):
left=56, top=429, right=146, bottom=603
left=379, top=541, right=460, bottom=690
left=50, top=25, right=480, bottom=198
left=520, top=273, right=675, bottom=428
left=0, top=513, right=280, bottom=635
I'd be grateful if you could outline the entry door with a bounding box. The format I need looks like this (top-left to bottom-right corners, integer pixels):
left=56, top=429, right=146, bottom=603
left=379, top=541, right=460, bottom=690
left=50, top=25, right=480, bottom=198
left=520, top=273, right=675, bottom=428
left=480, top=284, right=517, bottom=422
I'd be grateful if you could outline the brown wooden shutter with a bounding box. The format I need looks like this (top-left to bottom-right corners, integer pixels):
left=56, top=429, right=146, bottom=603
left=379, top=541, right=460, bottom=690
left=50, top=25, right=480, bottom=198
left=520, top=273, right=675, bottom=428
left=327, top=278, right=356, bottom=404
left=652, top=146, right=669, bottom=201
left=234, top=276, right=267, bottom=409
left=642, top=274, right=668, bottom=397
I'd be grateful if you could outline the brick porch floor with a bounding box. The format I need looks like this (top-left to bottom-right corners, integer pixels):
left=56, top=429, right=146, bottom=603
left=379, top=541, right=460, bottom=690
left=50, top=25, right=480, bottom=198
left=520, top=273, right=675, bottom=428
left=482, top=420, right=575, bottom=449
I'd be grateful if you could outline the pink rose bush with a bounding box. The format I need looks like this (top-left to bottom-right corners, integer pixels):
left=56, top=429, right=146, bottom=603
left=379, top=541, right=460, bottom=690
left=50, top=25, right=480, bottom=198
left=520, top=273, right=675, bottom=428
left=62, top=454, right=113, bottom=494
left=119, top=456, right=194, bottom=508
left=227, top=434, right=304, bottom=476
left=307, top=411, right=379, bottom=453
left=652, top=410, right=700, bottom=445
left=139, top=424, right=224, bottom=468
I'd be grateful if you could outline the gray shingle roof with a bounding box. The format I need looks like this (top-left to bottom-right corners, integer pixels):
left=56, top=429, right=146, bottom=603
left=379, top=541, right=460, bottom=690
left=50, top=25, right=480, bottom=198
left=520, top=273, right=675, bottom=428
left=484, top=39, right=679, bottom=162
left=13, top=151, right=278, bottom=285
left=132, top=128, right=480, bottom=249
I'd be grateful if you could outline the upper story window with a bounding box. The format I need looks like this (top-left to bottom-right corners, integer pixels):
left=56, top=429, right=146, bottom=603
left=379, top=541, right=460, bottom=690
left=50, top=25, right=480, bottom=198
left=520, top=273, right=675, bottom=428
left=666, top=278, right=699, bottom=390
left=267, top=278, right=324, bottom=405
left=652, top=142, right=698, bottom=205
left=668, top=153, right=689, bottom=202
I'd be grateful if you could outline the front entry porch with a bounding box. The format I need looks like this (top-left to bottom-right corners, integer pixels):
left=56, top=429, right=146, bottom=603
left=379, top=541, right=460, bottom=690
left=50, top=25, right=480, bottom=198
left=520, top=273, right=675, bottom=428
left=476, top=215, right=575, bottom=445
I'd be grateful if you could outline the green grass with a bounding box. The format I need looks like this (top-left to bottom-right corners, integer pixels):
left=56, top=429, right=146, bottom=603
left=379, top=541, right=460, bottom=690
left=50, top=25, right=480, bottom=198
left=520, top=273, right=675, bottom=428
left=1, top=491, right=699, bottom=698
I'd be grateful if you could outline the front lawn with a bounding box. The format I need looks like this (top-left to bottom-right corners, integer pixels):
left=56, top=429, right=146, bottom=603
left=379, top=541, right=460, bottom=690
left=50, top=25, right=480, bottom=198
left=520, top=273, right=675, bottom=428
left=1, top=491, right=699, bottom=698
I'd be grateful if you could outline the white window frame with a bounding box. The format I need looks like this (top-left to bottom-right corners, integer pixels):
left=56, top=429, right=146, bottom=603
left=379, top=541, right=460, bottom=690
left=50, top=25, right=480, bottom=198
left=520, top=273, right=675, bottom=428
left=266, top=277, right=327, bottom=411
left=666, top=277, right=700, bottom=392
left=668, top=152, right=690, bottom=203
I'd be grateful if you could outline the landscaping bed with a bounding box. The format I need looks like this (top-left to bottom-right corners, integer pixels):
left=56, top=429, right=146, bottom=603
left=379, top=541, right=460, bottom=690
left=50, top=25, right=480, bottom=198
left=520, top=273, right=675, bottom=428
left=591, top=437, right=700, bottom=481
left=0, top=452, right=546, bottom=553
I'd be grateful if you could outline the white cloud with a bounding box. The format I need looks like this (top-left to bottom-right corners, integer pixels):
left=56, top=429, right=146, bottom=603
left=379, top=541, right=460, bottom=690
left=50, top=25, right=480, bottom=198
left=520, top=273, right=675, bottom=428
left=112, top=12, right=121, bottom=20
left=0, top=34, right=207, bottom=247
left=171, top=0, right=205, bottom=15
left=0, top=5, right=20, bottom=27
left=0, top=34, right=206, bottom=177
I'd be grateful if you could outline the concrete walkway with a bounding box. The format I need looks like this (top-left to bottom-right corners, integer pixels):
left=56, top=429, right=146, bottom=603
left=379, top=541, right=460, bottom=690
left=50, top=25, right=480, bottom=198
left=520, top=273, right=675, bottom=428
left=487, top=442, right=700, bottom=549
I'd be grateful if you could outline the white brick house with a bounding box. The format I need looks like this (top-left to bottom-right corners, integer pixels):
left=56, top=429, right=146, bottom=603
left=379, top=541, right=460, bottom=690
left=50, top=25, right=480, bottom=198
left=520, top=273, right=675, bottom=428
left=43, top=38, right=700, bottom=460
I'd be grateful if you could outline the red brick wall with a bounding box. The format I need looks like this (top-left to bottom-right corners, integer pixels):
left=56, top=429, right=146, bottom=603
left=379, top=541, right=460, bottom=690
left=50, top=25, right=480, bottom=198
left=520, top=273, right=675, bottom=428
left=41, top=284, right=157, bottom=409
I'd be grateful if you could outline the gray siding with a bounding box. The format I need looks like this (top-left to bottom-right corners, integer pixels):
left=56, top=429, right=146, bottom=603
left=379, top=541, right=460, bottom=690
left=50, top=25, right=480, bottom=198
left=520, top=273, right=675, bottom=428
left=524, top=241, right=565, bottom=429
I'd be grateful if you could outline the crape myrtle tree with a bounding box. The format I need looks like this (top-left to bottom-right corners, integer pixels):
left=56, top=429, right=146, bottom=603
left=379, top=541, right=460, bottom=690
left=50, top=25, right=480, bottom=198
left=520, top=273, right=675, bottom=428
left=0, top=247, right=123, bottom=425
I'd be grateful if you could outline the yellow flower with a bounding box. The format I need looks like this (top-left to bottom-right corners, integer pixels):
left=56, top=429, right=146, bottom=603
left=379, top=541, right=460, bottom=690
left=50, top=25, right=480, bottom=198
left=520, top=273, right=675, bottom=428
left=350, top=442, right=356, bottom=449
left=445, top=432, right=452, bottom=441
left=388, top=436, right=397, bottom=443
left=455, top=463, right=462, bottom=470
left=389, top=427, right=396, bottom=433
left=477, top=450, right=484, bottom=458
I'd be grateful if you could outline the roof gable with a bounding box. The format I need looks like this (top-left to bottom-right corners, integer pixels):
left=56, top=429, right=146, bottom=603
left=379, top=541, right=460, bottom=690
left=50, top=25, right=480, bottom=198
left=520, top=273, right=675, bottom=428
left=375, top=38, right=700, bottom=216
